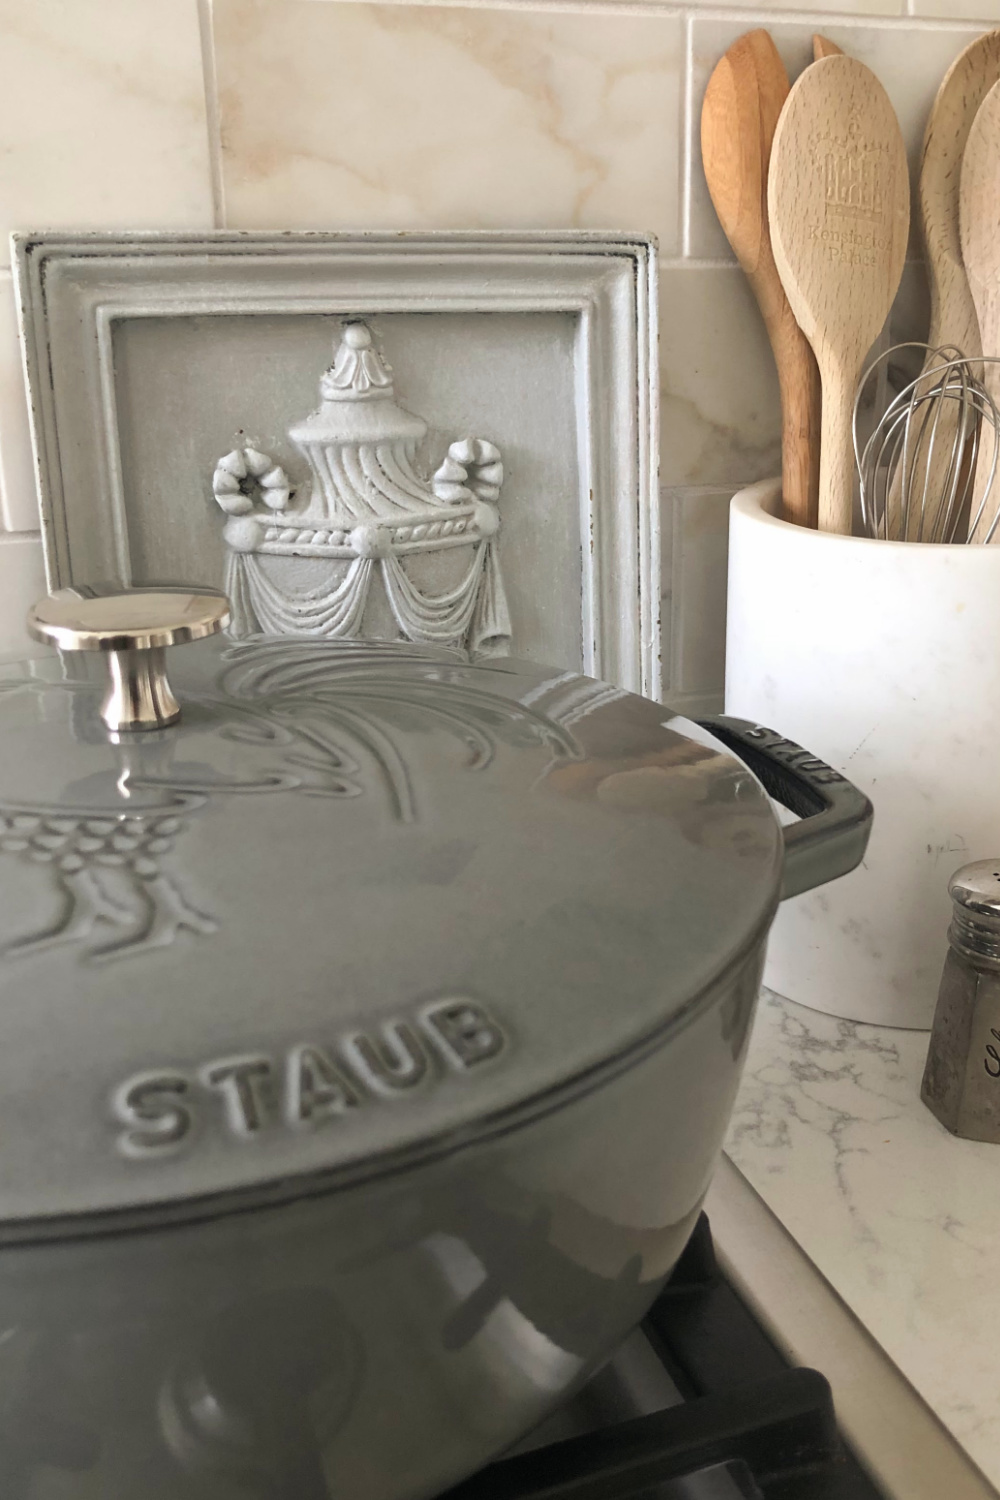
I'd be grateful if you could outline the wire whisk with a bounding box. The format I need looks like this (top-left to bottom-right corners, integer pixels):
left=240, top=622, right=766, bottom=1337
left=854, top=343, right=1000, bottom=543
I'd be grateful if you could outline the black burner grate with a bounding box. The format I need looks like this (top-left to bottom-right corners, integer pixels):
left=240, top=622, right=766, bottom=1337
left=443, top=1216, right=883, bottom=1500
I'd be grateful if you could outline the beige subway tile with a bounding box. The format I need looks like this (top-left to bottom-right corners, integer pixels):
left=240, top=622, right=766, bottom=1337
left=0, top=533, right=45, bottom=653
left=215, top=0, right=683, bottom=253
left=660, top=263, right=781, bottom=489
left=0, top=0, right=213, bottom=259
left=666, top=485, right=731, bottom=709
left=909, top=0, right=1000, bottom=18
left=0, top=277, right=37, bottom=533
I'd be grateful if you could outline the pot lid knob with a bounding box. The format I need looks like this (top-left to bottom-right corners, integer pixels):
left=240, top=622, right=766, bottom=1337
left=27, top=585, right=231, bottom=734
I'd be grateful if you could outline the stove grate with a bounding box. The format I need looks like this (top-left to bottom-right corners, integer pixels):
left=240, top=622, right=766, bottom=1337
left=443, top=1216, right=884, bottom=1500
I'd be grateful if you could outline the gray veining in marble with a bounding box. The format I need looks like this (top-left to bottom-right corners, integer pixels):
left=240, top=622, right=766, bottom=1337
left=727, top=988, right=1000, bottom=1483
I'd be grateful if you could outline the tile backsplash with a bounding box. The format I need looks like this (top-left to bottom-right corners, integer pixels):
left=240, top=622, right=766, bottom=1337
left=215, top=3, right=686, bottom=249
left=0, top=0, right=994, bottom=711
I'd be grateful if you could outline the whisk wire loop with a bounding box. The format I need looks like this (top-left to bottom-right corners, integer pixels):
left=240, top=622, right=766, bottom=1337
left=854, top=343, right=1000, bottom=544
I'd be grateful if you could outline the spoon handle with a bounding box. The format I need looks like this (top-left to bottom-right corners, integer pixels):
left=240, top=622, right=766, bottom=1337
left=817, top=354, right=856, bottom=535
left=775, top=317, right=822, bottom=527
left=968, top=285, right=1000, bottom=543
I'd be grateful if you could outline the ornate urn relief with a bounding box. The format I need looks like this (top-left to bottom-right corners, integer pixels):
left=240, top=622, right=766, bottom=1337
left=211, top=322, right=512, bottom=656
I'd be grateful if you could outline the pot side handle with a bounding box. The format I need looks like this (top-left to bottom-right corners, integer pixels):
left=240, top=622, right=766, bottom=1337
left=696, top=716, right=873, bottom=901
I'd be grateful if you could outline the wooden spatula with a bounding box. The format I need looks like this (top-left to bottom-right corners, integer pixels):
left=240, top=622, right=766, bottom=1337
left=768, top=56, right=910, bottom=534
left=701, top=30, right=820, bottom=527
left=960, top=77, right=1000, bottom=542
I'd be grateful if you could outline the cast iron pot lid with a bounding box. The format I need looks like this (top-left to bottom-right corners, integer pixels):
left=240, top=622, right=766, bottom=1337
left=0, top=588, right=781, bottom=1232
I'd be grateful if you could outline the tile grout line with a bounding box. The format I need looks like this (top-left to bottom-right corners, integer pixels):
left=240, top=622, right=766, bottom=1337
left=679, top=4, right=984, bottom=26
left=681, top=13, right=696, bottom=259
left=197, top=0, right=227, bottom=230
left=661, top=255, right=735, bottom=269
left=0, top=268, right=22, bottom=535
left=313, top=0, right=992, bottom=35
left=658, top=254, right=925, bottom=268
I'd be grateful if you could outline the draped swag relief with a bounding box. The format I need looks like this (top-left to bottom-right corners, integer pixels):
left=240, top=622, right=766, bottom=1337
left=211, top=322, right=512, bottom=656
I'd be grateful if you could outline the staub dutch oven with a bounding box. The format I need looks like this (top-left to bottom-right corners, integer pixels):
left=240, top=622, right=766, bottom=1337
left=0, top=585, right=871, bottom=1499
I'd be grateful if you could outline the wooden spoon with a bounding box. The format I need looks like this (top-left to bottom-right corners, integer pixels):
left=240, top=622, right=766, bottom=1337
left=768, top=56, right=910, bottom=534
left=888, top=31, right=1000, bottom=542
left=924, top=31, right=1000, bottom=357
left=701, top=29, right=820, bottom=527
left=960, top=77, right=1000, bottom=542
left=812, top=36, right=843, bottom=62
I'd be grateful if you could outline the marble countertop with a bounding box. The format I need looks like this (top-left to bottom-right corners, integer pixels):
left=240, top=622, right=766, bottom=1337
left=724, top=989, right=1000, bottom=1490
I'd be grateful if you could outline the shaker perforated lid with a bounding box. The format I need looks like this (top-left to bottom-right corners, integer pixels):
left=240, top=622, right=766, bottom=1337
left=948, top=860, right=1000, bottom=963
left=0, top=615, right=781, bottom=1236
left=949, top=860, right=1000, bottom=917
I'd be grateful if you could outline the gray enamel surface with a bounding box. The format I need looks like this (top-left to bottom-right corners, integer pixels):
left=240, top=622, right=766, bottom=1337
left=0, top=638, right=781, bottom=1223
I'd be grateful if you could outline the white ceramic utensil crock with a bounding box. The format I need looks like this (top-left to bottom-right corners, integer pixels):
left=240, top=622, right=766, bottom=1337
left=726, top=477, right=1000, bottom=1028
left=0, top=584, right=870, bottom=1498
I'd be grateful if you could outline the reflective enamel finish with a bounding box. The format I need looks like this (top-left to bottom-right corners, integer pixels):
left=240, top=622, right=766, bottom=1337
left=0, top=636, right=781, bottom=1230
left=0, top=946, right=764, bottom=1499
left=0, top=632, right=787, bottom=1498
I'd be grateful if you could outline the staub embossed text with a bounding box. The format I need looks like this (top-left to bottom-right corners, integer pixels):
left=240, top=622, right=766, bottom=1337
left=111, top=997, right=507, bottom=1160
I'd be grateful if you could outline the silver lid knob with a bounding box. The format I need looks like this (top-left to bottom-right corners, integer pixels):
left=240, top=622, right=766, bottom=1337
left=948, top=859, right=1000, bottom=964
left=26, top=585, right=230, bottom=733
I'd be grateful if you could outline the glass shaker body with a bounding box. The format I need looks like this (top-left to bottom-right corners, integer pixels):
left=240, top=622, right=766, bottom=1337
left=922, top=860, right=1000, bottom=1143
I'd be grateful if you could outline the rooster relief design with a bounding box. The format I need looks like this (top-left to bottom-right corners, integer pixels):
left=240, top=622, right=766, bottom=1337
left=0, top=800, right=215, bottom=964
left=0, top=642, right=582, bottom=965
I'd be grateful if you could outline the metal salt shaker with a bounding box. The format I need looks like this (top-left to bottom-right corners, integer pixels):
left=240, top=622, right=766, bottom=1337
left=922, top=860, right=1000, bottom=1142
